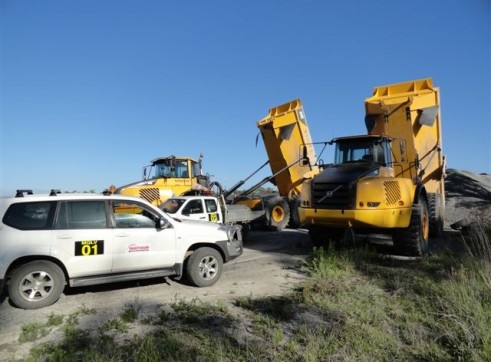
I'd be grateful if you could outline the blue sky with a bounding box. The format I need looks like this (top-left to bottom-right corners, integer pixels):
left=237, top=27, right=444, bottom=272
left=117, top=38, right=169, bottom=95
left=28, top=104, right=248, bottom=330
left=1, top=0, right=490, bottom=196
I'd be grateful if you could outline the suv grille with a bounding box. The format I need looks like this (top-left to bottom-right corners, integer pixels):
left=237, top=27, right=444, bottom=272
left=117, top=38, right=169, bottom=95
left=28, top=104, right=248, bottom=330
left=139, top=188, right=160, bottom=203
left=312, top=182, right=354, bottom=209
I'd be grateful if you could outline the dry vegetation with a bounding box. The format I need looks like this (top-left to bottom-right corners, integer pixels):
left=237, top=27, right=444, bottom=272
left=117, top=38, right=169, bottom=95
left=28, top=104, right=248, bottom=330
left=2, top=169, right=491, bottom=361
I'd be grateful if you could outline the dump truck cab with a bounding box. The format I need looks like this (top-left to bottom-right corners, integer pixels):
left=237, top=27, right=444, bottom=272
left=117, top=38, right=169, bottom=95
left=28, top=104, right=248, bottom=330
left=332, top=135, right=392, bottom=167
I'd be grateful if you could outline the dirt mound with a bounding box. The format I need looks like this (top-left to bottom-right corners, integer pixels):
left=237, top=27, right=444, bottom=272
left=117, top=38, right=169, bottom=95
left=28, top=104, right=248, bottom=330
left=446, top=169, right=491, bottom=200
left=444, top=169, right=491, bottom=227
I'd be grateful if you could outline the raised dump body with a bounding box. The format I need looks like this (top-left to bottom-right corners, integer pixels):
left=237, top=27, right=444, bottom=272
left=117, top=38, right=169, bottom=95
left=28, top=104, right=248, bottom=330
left=257, top=99, right=318, bottom=198
left=365, top=78, right=445, bottom=192
left=299, top=78, right=445, bottom=256
left=224, top=99, right=320, bottom=230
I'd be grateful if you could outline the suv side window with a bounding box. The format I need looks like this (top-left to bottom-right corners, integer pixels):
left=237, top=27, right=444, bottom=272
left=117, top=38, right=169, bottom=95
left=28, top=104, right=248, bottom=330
left=3, top=201, right=56, bottom=230
left=55, top=201, right=107, bottom=229
left=111, top=201, right=159, bottom=228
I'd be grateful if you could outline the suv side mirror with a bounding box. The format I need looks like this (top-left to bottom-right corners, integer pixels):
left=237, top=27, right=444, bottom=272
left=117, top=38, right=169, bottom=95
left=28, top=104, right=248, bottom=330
left=158, top=217, right=172, bottom=229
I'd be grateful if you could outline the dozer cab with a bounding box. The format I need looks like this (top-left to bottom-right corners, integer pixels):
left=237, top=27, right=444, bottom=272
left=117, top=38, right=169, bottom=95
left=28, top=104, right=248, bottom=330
left=299, top=78, right=445, bottom=256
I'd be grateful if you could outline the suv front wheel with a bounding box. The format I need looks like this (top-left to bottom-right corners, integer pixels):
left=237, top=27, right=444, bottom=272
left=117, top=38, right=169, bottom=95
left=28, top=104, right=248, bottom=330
left=8, top=261, right=65, bottom=310
left=186, top=247, right=223, bottom=287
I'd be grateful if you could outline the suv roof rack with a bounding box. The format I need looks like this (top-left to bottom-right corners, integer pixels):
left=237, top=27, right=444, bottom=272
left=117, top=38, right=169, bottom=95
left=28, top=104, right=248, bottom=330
left=49, top=189, right=61, bottom=196
left=15, top=190, right=34, bottom=197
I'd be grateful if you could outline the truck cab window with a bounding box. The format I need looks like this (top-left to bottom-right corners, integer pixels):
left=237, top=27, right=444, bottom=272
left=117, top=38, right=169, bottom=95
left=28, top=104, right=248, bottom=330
left=182, top=200, right=204, bottom=214
left=175, top=160, right=189, bottom=178
left=205, top=199, right=218, bottom=213
left=334, top=138, right=389, bottom=166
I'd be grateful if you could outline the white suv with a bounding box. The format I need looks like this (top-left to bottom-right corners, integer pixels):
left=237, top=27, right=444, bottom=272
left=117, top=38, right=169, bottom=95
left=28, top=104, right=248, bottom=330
left=0, top=190, right=243, bottom=309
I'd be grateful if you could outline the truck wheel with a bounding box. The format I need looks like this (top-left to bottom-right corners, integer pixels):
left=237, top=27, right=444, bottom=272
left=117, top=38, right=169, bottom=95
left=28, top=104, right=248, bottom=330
left=309, top=225, right=327, bottom=247
left=393, top=196, right=430, bottom=256
left=186, top=247, right=223, bottom=287
left=8, top=261, right=65, bottom=310
left=288, top=196, right=301, bottom=229
left=428, top=193, right=444, bottom=237
left=265, top=196, right=290, bottom=231
left=239, top=223, right=251, bottom=240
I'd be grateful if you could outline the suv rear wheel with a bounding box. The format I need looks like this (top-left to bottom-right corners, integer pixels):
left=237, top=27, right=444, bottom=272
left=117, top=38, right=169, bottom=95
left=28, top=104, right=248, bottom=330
left=8, top=261, right=65, bottom=310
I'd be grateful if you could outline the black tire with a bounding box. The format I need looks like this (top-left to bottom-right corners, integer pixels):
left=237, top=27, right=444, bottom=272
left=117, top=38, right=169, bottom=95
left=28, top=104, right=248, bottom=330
left=239, top=223, right=251, bottom=240
left=186, top=247, right=223, bottom=287
left=427, top=193, right=444, bottom=237
left=8, top=261, right=65, bottom=310
left=265, top=196, right=290, bottom=231
left=288, top=196, right=301, bottom=229
left=393, top=195, right=430, bottom=256
left=309, top=225, right=327, bottom=247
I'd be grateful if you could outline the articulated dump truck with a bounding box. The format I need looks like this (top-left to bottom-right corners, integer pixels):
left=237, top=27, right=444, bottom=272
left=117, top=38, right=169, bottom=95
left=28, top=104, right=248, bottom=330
left=299, top=78, right=445, bottom=256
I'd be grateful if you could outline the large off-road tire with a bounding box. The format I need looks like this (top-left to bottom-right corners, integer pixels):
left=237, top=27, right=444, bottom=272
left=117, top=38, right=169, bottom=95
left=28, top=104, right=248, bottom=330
left=427, top=193, right=444, bottom=237
left=239, top=223, right=251, bottom=240
left=265, top=196, right=290, bottom=231
left=288, top=196, right=302, bottom=229
left=393, top=195, right=430, bottom=256
left=186, top=247, right=223, bottom=287
left=8, top=261, right=65, bottom=310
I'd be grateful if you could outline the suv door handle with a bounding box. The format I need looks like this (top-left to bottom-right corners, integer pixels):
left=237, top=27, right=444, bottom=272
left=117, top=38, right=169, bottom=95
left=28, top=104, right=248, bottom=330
left=57, top=234, right=73, bottom=239
left=115, top=232, right=129, bottom=237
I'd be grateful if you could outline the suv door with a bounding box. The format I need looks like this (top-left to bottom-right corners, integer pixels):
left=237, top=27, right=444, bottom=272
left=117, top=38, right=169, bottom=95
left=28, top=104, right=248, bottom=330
left=52, top=200, right=113, bottom=277
left=110, top=200, right=177, bottom=272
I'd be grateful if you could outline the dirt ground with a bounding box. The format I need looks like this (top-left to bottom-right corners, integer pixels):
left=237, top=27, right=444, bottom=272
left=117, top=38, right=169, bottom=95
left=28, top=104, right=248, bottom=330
left=0, top=168, right=489, bottom=361
left=0, top=229, right=311, bottom=361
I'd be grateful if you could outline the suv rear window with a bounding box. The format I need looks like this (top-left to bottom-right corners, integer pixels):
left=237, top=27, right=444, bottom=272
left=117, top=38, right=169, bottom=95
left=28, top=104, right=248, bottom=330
left=3, top=201, right=56, bottom=230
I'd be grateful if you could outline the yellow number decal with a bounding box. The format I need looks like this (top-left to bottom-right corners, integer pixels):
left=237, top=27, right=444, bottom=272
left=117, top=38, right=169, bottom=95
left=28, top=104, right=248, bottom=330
left=209, top=213, right=218, bottom=222
left=81, top=244, right=91, bottom=256
left=75, top=240, right=104, bottom=256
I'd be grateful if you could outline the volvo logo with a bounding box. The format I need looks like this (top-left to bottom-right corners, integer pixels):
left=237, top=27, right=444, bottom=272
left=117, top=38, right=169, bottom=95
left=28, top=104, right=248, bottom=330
left=318, top=185, right=342, bottom=203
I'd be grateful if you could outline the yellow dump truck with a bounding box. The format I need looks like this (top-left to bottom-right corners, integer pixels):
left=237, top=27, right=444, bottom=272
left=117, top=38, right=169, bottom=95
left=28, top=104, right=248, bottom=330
left=208, top=99, right=318, bottom=230
left=113, top=155, right=212, bottom=207
left=299, top=78, right=445, bottom=256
